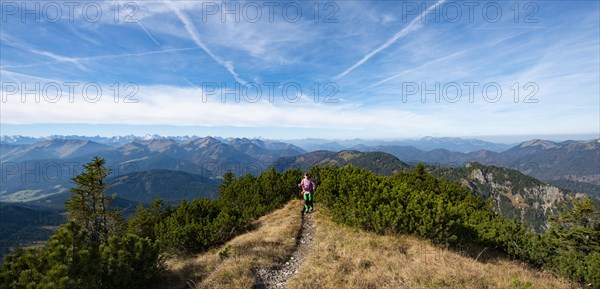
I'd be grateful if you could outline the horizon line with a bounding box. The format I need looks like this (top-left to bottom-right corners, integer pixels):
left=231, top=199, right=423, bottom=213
left=1, top=133, right=598, bottom=144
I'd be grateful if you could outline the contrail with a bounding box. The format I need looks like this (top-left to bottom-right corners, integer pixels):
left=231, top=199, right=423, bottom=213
left=333, top=0, right=447, bottom=80
left=136, top=21, right=161, bottom=46
left=30, top=49, right=89, bottom=71
left=0, top=35, right=89, bottom=71
left=165, top=1, right=248, bottom=85
left=0, top=47, right=199, bottom=69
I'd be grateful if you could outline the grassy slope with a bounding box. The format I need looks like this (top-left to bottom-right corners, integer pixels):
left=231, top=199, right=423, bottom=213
left=288, top=211, right=578, bottom=289
left=163, top=200, right=578, bottom=289
left=161, top=200, right=303, bottom=289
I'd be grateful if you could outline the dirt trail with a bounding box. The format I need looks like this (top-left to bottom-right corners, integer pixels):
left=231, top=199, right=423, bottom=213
left=253, top=211, right=315, bottom=289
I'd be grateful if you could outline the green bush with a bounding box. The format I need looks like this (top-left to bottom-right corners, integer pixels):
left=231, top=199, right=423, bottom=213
left=316, top=164, right=485, bottom=245
left=154, top=198, right=245, bottom=254
left=312, top=164, right=600, bottom=288
left=127, top=199, right=173, bottom=240
left=99, top=234, right=162, bottom=289
left=0, top=222, right=162, bottom=289
left=547, top=198, right=600, bottom=286
left=154, top=167, right=302, bottom=255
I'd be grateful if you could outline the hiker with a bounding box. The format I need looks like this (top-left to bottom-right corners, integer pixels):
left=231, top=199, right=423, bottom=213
left=298, top=173, right=315, bottom=213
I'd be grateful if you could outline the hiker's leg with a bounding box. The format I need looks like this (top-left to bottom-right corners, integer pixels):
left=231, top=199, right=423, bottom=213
left=303, top=192, right=309, bottom=212
left=308, top=192, right=313, bottom=210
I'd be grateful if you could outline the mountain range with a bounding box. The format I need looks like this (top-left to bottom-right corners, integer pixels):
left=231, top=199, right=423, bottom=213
left=286, top=136, right=513, bottom=153
left=1, top=135, right=514, bottom=153
left=355, top=138, right=600, bottom=197
left=0, top=137, right=305, bottom=205
left=0, top=134, right=197, bottom=146
left=1, top=136, right=598, bottom=209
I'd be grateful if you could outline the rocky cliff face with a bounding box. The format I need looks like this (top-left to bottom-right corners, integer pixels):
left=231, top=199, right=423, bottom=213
left=435, top=163, right=583, bottom=232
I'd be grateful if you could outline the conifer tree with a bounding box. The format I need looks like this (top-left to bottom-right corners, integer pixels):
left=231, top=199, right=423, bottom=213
left=65, top=156, right=119, bottom=244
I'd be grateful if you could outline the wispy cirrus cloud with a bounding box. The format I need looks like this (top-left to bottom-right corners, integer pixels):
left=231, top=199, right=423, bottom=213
left=0, top=1, right=597, bottom=139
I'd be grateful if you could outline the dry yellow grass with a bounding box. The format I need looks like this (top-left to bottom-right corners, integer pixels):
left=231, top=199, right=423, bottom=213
left=161, top=200, right=579, bottom=289
left=161, top=200, right=304, bottom=289
left=286, top=211, right=580, bottom=289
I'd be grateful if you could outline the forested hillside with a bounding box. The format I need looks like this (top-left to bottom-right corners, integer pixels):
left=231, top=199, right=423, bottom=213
left=109, top=169, right=220, bottom=203
left=273, top=150, right=410, bottom=176
left=1, top=158, right=598, bottom=288
left=0, top=204, right=64, bottom=260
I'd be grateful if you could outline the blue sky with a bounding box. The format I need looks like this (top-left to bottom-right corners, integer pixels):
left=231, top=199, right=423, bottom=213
left=1, top=0, right=599, bottom=141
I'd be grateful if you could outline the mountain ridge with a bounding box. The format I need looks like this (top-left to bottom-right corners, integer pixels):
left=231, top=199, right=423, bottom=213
left=358, top=138, right=599, bottom=193
left=2, top=136, right=597, bottom=210
left=273, top=150, right=410, bottom=176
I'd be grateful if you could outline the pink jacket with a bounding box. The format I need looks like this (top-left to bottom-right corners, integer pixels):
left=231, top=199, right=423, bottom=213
left=298, top=178, right=315, bottom=192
